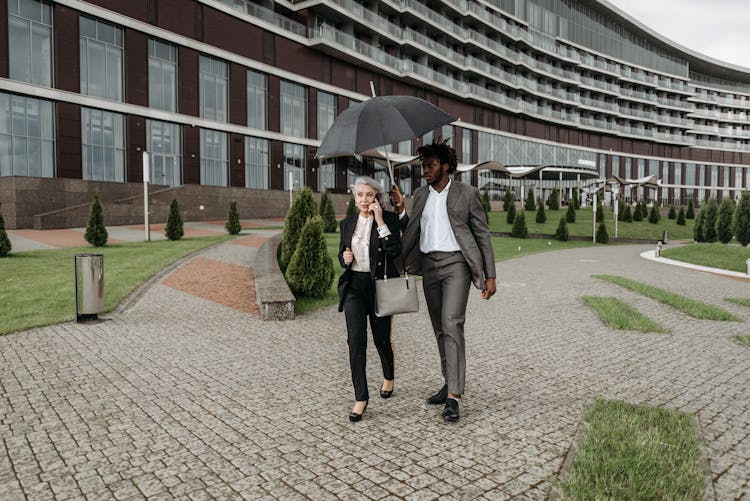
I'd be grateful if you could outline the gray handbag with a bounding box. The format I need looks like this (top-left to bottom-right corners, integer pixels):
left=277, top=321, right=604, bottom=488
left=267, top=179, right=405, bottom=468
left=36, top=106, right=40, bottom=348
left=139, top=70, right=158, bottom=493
left=374, top=251, right=419, bottom=317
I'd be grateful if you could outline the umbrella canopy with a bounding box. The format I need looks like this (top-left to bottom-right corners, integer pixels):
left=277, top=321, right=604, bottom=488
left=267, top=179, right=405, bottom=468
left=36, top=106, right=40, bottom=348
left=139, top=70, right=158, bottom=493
left=316, top=95, right=456, bottom=161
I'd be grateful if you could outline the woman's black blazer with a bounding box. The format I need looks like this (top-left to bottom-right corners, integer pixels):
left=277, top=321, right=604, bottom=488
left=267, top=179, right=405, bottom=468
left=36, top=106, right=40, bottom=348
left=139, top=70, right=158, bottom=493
left=337, top=210, right=402, bottom=311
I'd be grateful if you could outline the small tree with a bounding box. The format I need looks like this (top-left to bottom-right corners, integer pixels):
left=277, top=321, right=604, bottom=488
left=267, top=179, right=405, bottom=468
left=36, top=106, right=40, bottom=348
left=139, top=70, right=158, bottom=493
left=84, top=193, right=108, bottom=247
left=165, top=197, right=184, bottom=241
left=676, top=206, right=686, bottom=226
left=617, top=199, right=625, bottom=221
left=686, top=199, right=695, bottom=219
left=503, top=190, right=514, bottom=212
left=554, top=217, right=569, bottom=242
left=596, top=222, right=609, bottom=244
left=622, top=205, right=633, bottom=223
left=648, top=205, right=660, bottom=224
left=225, top=200, right=242, bottom=235
left=535, top=201, right=546, bottom=224
left=511, top=211, right=527, bottom=238
left=319, top=190, right=337, bottom=233
left=481, top=190, right=491, bottom=222
left=548, top=187, right=560, bottom=210
left=668, top=205, right=676, bottom=219
left=734, top=191, right=750, bottom=246
left=573, top=187, right=581, bottom=210
left=346, top=197, right=358, bottom=217
left=524, top=189, right=536, bottom=211
left=702, top=198, right=719, bottom=243
left=565, top=203, right=576, bottom=223
left=506, top=201, right=516, bottom=225
left=596, top=198, right=604, bottom=223
left=280, top=187, right=317, bottom=272
left=285, top=215, right=334, bottom=298
left=639, top=202, right=649, bottom=220
left=633, top=203, right=643, bottom=222
left=694, top=210, right=705, bottom=242
left=717, top=198, right=735, bottom=244
left=0, top=202, right=11, bottom=257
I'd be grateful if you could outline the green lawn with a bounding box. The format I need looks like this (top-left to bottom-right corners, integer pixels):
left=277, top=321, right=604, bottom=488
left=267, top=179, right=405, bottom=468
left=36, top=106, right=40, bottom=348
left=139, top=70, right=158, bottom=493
left=736, top=335, right=750, bottom=348
left=558, top=399, right=704, bottom=500
left=581, top=296, right=668, bottom=333
left=727, top=298, right=750, bottom=308
left=661, top=243, right=750, bottom=273
left=488, top=208, right=695, bottom=241
left=0, top=236, right=231, bottom=335
left=593, top=274, right=741, bottom=321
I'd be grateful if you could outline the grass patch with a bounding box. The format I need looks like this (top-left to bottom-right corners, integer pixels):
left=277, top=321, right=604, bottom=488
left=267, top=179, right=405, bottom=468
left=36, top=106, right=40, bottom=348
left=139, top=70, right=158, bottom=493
left=581, top=296, right=668, bottom=333
left=661, top=243, right=750, bottom=273
left=726, top=298, right=750, bottom=308
left=736, top=335, right=750, bottom=348
left=0, top=236, right=231, bottom=335
left=488, top=208, right=695, bottom=240
left=593, top=274, right=742, bottom=322
left=558, top=399, right=704, bottom=500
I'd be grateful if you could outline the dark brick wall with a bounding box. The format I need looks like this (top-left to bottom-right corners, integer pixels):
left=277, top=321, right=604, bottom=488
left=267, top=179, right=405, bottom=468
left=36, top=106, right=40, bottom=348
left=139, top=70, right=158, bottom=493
left=127, top=115, right=147, bottom=182
left=56, top=102, right=82, bottom=179
left=178, top=47, right=199, bottom=117
left=183, top=125, right=200, bottom=184
left=125, top=29, right=148, bottom=107
left=229, top=133, right=245, bottom=187
left=86, top=0, right=148, bottom=22
left=53, top=4, right=79, bottom=93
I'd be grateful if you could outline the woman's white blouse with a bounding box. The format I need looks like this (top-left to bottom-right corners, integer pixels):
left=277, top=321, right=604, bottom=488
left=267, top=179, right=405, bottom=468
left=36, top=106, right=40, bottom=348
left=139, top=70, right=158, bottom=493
left=350, top=214, right=373, bottom=272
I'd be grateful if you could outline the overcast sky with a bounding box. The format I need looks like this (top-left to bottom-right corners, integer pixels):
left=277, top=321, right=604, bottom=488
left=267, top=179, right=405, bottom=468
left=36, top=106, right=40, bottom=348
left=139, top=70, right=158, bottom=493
left=607, top=0, right=750, bottom=68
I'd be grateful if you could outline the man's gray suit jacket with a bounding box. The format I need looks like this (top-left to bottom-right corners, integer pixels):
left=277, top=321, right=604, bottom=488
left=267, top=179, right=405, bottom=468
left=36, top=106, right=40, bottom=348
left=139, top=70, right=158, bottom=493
left=400, top=180, right=496, bottom=289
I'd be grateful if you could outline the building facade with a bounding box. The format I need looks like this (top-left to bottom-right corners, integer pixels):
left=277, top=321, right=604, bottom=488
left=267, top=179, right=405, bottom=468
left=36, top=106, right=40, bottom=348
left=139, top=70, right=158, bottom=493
left=2, top=0, right=750, bottom=227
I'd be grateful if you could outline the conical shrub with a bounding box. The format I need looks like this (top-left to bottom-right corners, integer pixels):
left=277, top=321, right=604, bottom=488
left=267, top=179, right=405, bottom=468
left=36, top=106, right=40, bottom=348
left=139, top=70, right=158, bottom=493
left=676, top=206, right=686, bottom=225
left=0, top=202, right=11, bottom=257
left=648, top=205, right=660, bottom=224
left=565, top=204, right=576, bottom=223
left=285, top=215, right=334, bottom=298
left=573, top=187, right=580, bottom=209
left=548, top=187, right=560, bottom=210
left=686, top=199, right=695, bottom=219
left=165, top=197, right=184, bottom=241
left=225, top=200, right=242, bottom=235
left=694, top=209, right=705, bottom=242
left=596, top=198, right=603, bottom=223
left=554, top=217, right=568, bottom=242
left=525, top=189, right=536, bottom=211
left=639, top=202, right=649, bottom=220
left=595, top=222, right=609, bottom=244
left=617, top=199, right=625, bottom=221
left=503, top=190, right=513, bottom=212
left=668, top=205, right=676, bottom=219
left=633, top=203, right=643, bottom=221
left=717, top=198, right=735, bottom=244
left=319, top=190, right=337, bottom=233
left=623, top=205, right=633, bottom=223
left=481, top=190, right=491, bottom=222
left=734, top=191, right=750, bottom=246
left=506, top=202, right=516, bottom=225
left=536, top=201, right=546, bottom=223
left=346, top=197, right=358, bottom=217
left=84, top=193, right=108, bottom=247
left=702, top=198, right=719, bottom=242
left=511, top=210, right=527, bottom=238
left=280, top=187, right=317, bottom=272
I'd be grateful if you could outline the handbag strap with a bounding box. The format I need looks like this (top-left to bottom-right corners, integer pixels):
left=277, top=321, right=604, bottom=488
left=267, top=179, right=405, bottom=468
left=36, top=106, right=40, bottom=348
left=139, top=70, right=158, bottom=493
left=379, top=234, right=407, bottom=282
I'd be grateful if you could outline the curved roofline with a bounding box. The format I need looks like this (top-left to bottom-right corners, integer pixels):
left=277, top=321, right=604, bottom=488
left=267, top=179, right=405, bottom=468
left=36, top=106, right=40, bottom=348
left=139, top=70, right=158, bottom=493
left=594, top=0, right=750, bottom=82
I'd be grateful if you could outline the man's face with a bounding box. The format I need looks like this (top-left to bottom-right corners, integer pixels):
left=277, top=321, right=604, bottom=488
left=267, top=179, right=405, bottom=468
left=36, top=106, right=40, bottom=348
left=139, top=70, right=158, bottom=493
left=421, top=156, right=448, bottom=186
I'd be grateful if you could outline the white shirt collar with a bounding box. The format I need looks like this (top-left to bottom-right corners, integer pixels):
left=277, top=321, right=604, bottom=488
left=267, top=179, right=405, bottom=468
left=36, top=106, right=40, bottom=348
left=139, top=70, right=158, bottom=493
left=428, top=177, right=452, bottom=195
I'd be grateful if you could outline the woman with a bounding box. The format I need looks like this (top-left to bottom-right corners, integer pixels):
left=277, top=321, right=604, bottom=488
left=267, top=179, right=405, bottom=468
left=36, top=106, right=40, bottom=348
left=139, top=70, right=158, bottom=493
left=338, top=176, right=402, bottom=422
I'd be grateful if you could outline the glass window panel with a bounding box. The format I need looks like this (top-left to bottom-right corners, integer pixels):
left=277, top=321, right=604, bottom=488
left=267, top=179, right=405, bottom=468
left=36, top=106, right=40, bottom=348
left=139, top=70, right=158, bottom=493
left=1, top=136, right=13, bottom=176
left=80, top=17, right=123, bottom=101
left=9, top=16, right=32, bottom=83
left=20, top=0, right=41, bottom=22
left=30, top=22, right=51, bottom=86
left=81, top=107, right=124, bottom=181
left=280, top=81, right=306, bottom=137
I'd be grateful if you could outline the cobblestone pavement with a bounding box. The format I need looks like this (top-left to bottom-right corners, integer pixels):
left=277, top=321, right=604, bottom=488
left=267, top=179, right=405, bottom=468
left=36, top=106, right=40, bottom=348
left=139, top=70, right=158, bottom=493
left=1, top=243, right=749, bottom=499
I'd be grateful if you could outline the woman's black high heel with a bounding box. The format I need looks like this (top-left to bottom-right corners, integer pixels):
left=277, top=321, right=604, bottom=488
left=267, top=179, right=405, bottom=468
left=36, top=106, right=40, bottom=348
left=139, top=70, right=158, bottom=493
left=349, top=401, right=368, bottom=422
left=380, top=381, right=394, bottom=399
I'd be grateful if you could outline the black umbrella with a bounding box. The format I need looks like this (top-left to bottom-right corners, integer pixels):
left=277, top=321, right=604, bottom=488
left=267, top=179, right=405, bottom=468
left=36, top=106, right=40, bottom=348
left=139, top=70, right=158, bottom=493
left=316, top=95, right=455, bottom=181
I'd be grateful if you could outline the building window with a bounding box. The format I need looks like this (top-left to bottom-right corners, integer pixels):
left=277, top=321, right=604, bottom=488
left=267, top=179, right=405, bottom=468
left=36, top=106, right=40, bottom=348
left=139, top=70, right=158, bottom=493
left=8, top=0, right=52, bottom=86
left=146, top=120, right=181, bottom=186
left=441, top=125, right=453, bottom=144
left=247, top=70, right=267, bottom=130
left=317, top=91, right=336, bottom=139
left=200, top=129, right=227, bottom=186
left=0, top=92, right=55, bottom=177
left=81, top=107, right=125, bottom=181
left=460, top=128, right=472, bottom=184
left=79, top=16, right=123, bottom=101
left=398, top=140, right=411, bottom=156
left=199, top=55, right=228, bottom=122
left=245, top=137, right=269, bottom=189
left=148, top=39, right=177, bottom=112
left=283, top=143, right=305, bottom=190
left=318, top=158, right=335, bottom=192
left=280, top=81, right=306, bottom=138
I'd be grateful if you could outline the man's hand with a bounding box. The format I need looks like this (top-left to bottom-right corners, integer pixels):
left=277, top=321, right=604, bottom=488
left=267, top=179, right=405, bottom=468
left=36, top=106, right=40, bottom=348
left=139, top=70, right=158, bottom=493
left=390, top=185, right=404, bottom=213
left=480, top=277, right=496, bottom=300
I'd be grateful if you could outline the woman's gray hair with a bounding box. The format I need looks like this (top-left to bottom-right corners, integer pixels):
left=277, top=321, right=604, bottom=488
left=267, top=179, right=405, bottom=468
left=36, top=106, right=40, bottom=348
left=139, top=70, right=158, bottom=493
left=352, top=176, right=383, bottom=195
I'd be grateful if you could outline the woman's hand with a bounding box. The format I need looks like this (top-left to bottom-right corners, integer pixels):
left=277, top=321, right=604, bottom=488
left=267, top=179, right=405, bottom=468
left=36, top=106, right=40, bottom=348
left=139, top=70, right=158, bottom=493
left=370, top=200, right=385, bottom=227
left=343, top=247, right=354, bottom=266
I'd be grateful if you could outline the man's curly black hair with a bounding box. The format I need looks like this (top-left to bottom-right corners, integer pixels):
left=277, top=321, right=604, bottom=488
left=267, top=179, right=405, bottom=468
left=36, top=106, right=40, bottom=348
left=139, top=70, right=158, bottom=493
left=416, top=137, right=457, bottom=174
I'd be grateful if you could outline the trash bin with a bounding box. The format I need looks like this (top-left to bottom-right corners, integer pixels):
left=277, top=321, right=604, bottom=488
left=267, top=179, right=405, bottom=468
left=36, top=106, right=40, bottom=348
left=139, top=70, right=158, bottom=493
left=74, top=254, right=104, bottom=323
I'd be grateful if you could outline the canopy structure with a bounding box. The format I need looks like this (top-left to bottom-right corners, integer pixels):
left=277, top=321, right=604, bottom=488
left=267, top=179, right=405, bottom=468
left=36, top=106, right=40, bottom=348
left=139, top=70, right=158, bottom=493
left=609, top=174, right=661, bottom=189
left=360, top=149, right=420, bottom=169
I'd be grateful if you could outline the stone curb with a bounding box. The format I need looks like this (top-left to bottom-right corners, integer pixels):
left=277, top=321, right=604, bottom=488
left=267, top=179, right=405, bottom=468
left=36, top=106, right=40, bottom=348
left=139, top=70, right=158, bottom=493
left=254, top=233, right=295, bottom=321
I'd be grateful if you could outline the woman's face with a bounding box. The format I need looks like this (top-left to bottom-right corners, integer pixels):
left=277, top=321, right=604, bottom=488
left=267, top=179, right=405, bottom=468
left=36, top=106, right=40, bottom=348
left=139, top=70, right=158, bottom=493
left=355, top=183, right=378, bottom=216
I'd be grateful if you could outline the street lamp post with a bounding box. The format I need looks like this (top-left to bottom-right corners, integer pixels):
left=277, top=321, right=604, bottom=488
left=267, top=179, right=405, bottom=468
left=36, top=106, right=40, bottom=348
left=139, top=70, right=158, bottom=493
left=611, top=182, right=620, bottom=239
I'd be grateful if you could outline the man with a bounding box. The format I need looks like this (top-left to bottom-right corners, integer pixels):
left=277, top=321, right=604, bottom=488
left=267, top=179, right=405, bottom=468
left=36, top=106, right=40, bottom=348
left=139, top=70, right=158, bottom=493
left=391, top=139, right=496, bottom=422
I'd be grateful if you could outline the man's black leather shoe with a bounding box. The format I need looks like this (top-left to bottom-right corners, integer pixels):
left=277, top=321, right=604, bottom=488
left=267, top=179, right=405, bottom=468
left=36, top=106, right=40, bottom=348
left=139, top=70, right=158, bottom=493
left=442, top=398, right=459, bottom=422
left=426, top=384, right=448, bottom=405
